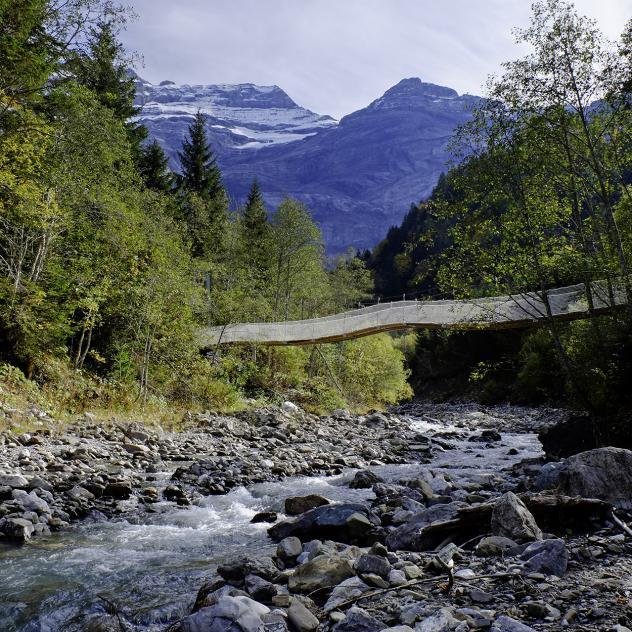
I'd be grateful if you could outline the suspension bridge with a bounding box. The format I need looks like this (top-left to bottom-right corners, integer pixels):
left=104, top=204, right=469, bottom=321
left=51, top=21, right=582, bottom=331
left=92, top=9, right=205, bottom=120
left=200, top=280, right=627, bottom=347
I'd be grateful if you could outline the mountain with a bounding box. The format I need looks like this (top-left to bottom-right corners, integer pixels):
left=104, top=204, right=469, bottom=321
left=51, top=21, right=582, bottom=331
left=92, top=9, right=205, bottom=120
left=135, top=76, right=479, bottom=253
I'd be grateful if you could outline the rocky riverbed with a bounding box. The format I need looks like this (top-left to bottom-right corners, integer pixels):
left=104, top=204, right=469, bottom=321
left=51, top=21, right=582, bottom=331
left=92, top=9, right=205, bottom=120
left=1, top=401, right=631, bottom=631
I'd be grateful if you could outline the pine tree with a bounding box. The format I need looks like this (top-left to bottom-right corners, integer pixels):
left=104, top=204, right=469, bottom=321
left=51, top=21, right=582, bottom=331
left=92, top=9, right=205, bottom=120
left=178, top=111, right=227, bottom=259
left=72, top=19, right=147, bottom=153
left=240, top=179, right=271, bottom=289
left=178, top=110, right=223, bottom=198
left=139, top=140, right=173, bottom=192
left=243, top=180, right=269, bottom=244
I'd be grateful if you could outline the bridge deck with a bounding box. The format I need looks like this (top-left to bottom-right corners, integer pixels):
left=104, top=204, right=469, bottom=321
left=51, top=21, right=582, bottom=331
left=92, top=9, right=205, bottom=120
left=199, top=281, right=626, bottom=346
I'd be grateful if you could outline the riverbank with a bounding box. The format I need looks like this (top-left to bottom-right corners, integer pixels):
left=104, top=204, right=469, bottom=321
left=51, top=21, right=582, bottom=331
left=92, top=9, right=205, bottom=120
left=1, top=402, right=631, bottom=631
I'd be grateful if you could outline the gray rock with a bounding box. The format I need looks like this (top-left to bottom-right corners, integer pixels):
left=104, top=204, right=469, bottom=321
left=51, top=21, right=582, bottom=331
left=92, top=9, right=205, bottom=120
left=523, top=601, right=561, bottom=620
left=284, top=494, right=330, bottom=515
left=277, top=537, right=302, bottom=561
left=244, top=574, right=277, bottom=603
left=281, top=401, right=300, bottom=415
left=288, top=555, right=355, bottom=593
left=349, top=470, right=384, bottom=489
left=533, top=461, right=564, bottom=491
left=180, top=595, right=269, bottom=632
left=0, top=474, right=28, bottom=488
left=557, top=447, right=632, bottom=508
left=491, top=492, right=542, bottom=543
left=415, top=607, right=461, bottom=631
left=490, top=615, right=536, bottom=632
left=518, top=538, right=568, bottom=577
left=324, top=577, right=370, bottom=611
left=354, top=553, right=391, bottom=578
left=0, top=517, right=35, bottom=543
left=269, top=503, right=380, bottom=545
left=385, top=503, right=465, bottom=551
left=475, top=536, right=518, bottom=557
left=12, top=489, right=50, bottom=514
left=287, top=599, right=319, bottom=632
left=332, top=606, right=385, bottom=631
left=388, top=569, right=407, bottom=586
left=455, top=608, right=494, bottom=629
left=67, top=485, right=95, bottom=501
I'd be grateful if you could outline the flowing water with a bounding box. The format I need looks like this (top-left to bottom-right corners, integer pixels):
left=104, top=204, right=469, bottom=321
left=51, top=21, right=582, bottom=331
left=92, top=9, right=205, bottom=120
left=0, top=416, right=542, bottom=631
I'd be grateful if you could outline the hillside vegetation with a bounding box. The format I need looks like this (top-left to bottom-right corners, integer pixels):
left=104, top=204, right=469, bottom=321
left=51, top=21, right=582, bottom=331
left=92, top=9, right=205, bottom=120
left=0, top=0, right=411, bottom=418
left=369, top=1, right=632, bottom=416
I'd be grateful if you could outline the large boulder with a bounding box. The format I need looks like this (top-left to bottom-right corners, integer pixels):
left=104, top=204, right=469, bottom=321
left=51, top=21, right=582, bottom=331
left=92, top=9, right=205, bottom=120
left=0, top=517, right=34, bottom=543
left=180, top=595, right=269, bottom=632
left=288, top=555, right=355, bottom=593
left=285, top=494, right=330, bottom=515
left=385, top=502, right=466, bottom=551
left=518, top=538, right=569, bottom=577
left=491, top=492, right=542, bottom=543
left=557, top=447, right=632, bottom=509
left=268, top=503, right=381, bottom=545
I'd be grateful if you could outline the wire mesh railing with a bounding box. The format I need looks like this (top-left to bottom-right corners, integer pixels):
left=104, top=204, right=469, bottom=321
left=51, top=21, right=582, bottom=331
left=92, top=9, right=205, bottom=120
left=199, top=279, right=626, bottom=346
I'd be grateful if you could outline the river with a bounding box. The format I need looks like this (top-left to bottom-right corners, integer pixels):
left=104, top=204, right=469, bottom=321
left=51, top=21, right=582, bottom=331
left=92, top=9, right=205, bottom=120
left=0, top=415, right=542, bottom=631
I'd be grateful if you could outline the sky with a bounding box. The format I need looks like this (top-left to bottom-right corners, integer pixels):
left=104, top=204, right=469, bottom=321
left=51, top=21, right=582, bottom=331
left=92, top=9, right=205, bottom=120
left=121, top=0, right=632, bottom=119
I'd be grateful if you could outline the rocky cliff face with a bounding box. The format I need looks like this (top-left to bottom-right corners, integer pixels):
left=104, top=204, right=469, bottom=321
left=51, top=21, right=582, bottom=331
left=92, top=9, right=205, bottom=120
left=136, top=76, right=479, bottom=253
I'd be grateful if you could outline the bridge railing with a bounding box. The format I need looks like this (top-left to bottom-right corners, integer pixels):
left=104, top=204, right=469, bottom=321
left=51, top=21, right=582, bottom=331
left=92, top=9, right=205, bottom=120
left=200, top=280, right=624, bottom=346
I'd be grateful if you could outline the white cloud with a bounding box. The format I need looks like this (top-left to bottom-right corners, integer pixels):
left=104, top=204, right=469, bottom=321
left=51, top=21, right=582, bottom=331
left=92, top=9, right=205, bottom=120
left=121, top=0, right=632, bottom=118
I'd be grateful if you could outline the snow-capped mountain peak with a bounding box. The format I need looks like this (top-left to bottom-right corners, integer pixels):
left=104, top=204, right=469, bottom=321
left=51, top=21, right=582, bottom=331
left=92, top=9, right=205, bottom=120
left=134, top=75, right=337, bottom=151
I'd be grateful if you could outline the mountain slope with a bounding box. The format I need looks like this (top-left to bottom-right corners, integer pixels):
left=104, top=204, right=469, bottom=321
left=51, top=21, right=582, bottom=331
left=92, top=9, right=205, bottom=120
left=136, top=77, right=479, bottom=253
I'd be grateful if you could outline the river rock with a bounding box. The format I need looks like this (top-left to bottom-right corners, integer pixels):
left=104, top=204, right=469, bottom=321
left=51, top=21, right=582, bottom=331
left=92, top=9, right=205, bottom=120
left=0, top=474, right=28, bottom=488
left=288, top=555, right=355, bottom=593
left=244, top=574, right=277, bottom=603
left=557, top=447, right=632, bottom=509
left=518, top=538, right=568, bottom=576
left=250, top=511, right=277, bottom=524
left=491, top=492, right=542, bottom=542
left=354, top=553, right=391, bottom=578
left=284, top=494, right=330, bottom=515
left=475, top=536, right=518, bottom=557
left=349, top=470, right=384, bottom=489
left=277, top=536, right=303, bottom=562
left=268, top=503, right=380, bottom=545
left=0, top=517, right=35, bottom=542
left=218, top=556, right=280, bottom=583
left=332, top=606, right=386, bottom=631
left=385, top=502, right=466, bottom=551
left=415, top=607, right=462, bottom=631
left=324, top=576, right=370, bottom=611
left=490, top=615, right=537, bottom=631
left=180, top=595, right=269, bottom=632
left=287, top=599, right=319, bottom=632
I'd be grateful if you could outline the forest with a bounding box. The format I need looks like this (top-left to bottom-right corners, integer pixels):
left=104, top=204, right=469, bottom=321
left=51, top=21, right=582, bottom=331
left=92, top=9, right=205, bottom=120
left=2, top=0, right=632, bottom=423
left=0, top=0, right=412, bottom=418
left=369, top=1, right=632, bottom=422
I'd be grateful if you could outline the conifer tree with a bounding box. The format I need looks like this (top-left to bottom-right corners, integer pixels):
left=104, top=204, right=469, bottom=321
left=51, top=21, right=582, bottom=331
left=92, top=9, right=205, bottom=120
left=139, top=140, right=173, bottom=192
left=178, top=110, right=223, bottom=198
left=243, top=179, right=269, bottom=245
left=178, top=111, right=227, bottom=259
left=72, top=18, right=147, bottom=153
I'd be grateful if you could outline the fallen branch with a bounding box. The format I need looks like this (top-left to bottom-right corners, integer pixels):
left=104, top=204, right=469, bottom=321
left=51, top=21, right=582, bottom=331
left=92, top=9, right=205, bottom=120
left=323, top=571, right=521, bottom=613
left=612, top=510, right=632, bottom=537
